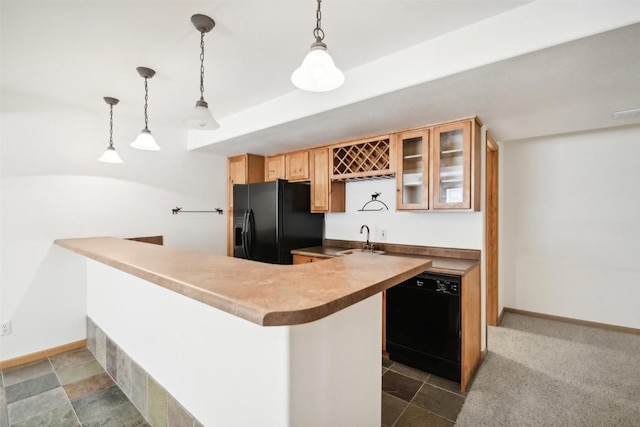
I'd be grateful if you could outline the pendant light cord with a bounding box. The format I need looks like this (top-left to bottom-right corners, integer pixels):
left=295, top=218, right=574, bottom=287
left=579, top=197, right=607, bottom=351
left=313, top=0, right=324, bottom=42
left=143, top=77, right=150, bottom=130
left=109, top=104, right=114, bottom=148
left=199, top=31, right=206, bottom=102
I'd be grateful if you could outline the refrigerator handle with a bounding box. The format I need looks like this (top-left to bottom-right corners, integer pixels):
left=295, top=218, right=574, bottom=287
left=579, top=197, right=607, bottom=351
left=241, top=209, right=250, bottom=259
left=246, top=209, right=255, bottom=259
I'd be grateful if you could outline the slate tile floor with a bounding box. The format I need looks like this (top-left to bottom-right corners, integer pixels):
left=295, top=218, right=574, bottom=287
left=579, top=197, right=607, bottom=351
left=0, top=348, right=147, bottom=427
left=1, top=349, right=465, bottom=426
left=382, top=358, right=467, bottom=427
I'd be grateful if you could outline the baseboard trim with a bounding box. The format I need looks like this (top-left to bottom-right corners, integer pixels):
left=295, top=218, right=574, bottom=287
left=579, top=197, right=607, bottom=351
left=0, top=339, right=87, bottom=370
left=497, top=308, right=505, bottom=325
left=503, top=308, right=640, bottom=335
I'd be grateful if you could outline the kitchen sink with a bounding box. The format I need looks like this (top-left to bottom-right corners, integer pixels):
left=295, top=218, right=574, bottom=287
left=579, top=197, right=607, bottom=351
left=336, top=249, right=386, bottom=255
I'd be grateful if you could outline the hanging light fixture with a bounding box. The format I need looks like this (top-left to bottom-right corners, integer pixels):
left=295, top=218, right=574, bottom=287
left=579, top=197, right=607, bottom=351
left=98, top=97, right=124, bottom=164
left=131, top=66, right=161, bottom=151
left=291, top=0, right=344, bottom=92
left=184, top=14, right=220, bottom=130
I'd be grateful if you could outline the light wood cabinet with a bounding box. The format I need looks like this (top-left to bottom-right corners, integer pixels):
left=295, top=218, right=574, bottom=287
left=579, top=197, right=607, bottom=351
left=285, top=151, right=309, bottom=181
left=461, top=264, right=481, bottom=392
left=432, top=120, right=480, bottom=210
left=292, top=254, right=325, bottom=264
left=396, top=129, right=430, bottom=210
left=395, top=118, right=480, bottom=211
left=264, top=155, right=285, bottom=181
left=228, top=154, right=264, bottom=208
left=310, top=148, right=345, bottom=213
left=227, top=154, right=264, bottom=256
left=331, top=135, right=396, bottom=180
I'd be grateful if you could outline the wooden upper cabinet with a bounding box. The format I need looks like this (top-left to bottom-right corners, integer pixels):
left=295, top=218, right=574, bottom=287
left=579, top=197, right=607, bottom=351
left=286, top=151, right=309, bottom=181
left=331, top=135, right=396, bottom=180
left=432, top=119, right=479, bottom=211
left=310, top=148, right=345, bottom=213
left=228, top=154, right=264, bottom=208
left=265, top=155, right=286, bottom=181
left=394, top=118, right=481, bottom=212
left=396, top=129, right=430, bottom=210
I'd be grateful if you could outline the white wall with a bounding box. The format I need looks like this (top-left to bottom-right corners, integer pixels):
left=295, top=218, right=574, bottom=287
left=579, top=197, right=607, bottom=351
left=0, top=94, right=227, bottom=361
left=501, top=125, right=640, bottom=328
left=325, top=178, right=486, bottom=348
left=325, top=179, right=483, bottom=249
left=87, top=259, right=289, bottom=426
left=87, top=259, right=381, bottom=426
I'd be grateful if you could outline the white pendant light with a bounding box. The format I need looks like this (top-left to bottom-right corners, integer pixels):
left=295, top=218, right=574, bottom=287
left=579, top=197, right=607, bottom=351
left=185, top=14, right=220, bottom=130
left=98, top=97, right=124, bottom=164
left=291, top=0, right=344, bottom=92
left=131, top=67, right=161, bottom=151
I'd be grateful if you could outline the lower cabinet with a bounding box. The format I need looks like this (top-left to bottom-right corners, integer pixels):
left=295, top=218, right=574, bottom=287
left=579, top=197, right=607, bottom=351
left=292, top=254, right=325, bottom=264
left=460, top=265, right=481, bottom=392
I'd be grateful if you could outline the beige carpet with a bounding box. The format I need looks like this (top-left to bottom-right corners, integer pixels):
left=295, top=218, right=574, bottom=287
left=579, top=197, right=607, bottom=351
left=456, top=313, right=640, bottom=427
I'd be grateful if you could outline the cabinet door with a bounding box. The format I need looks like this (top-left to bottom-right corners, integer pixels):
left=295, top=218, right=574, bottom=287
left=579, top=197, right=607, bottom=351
left=293, top=254, right=323, bottom=264
left=310, top=148, right=345, bottom=213
left=432, top=121, right=472, bottom=210
left=310, top=148, right=330, bottom=212
left=228, top=156, right=247, bottom=210
left=265, top=155, right=285, bottom=181
left=286, top=151, right=309, bottom=181
left=396, top=130, right=429, bottom=210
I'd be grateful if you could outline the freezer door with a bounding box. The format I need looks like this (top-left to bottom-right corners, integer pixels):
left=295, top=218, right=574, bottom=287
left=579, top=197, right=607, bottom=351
left=246, top=181, right=281, bottom=264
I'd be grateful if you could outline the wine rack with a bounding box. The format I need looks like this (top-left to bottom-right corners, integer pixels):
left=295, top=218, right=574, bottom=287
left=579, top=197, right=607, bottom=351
left=331, top=136, right=395, bottom=180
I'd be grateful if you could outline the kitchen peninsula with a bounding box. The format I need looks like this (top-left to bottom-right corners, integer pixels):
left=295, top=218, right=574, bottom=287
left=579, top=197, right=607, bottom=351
left=55, top=237, right=431, bottom=426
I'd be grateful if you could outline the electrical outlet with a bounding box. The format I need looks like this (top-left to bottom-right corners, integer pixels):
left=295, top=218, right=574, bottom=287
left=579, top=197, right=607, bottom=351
left=1, top=321, right=11, bottom=336
left=380, top=230, right=387, bottom=241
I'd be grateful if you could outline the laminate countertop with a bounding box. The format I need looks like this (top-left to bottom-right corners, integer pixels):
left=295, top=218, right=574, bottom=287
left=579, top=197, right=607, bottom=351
left=54, top=237, right=432, bottom=327
left=291, top=246, right=479, bottom=276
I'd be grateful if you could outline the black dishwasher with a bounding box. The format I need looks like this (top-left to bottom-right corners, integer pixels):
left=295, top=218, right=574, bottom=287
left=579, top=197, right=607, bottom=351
left=386, top=272, right=461, bottom=383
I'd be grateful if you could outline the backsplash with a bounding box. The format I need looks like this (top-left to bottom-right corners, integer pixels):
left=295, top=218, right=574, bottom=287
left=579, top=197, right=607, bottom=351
left=324, top=179, right=483, bottom=249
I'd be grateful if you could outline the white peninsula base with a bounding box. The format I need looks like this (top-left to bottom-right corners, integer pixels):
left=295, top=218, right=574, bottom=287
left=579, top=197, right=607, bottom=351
left=87, top=259, right=382, bottom=426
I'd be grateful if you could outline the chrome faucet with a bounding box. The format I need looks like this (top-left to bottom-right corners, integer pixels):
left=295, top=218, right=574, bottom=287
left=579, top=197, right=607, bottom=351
left=360, top=224, right=373, bottom=251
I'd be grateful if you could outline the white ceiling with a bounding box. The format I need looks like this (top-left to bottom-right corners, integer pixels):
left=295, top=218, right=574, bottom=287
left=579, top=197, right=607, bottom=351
left=2, top=0, right=639, bottom=157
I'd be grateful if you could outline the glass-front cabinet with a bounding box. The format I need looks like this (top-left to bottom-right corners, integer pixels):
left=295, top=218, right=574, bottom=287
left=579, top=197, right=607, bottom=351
left=432, top=121, right=472, bottom=210
left=396, top=118, right=480, bottom=211
left=396, top=130, right=429, bottom=210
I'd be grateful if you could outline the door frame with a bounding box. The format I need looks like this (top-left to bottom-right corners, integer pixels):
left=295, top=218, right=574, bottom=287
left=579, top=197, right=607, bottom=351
left=486, top=133, right=499, bottom=326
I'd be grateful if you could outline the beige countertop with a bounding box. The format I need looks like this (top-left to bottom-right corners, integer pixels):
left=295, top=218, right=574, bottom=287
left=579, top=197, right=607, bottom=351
left=55, top=237, right=432, bottom=327
left=291, top=246, right=479, bottom=275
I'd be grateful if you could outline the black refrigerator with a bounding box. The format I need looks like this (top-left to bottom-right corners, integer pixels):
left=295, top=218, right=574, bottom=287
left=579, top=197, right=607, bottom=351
left=232, top=180, right=324, bottom=264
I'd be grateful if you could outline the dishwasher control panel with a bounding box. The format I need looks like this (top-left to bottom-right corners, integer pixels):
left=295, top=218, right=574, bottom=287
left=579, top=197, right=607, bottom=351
left=401, top=272, right=461, bottom=295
